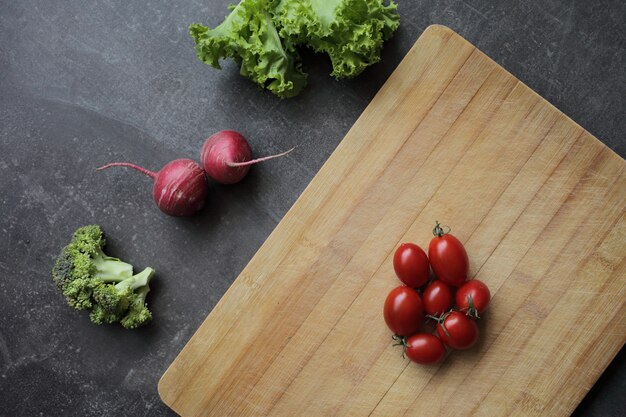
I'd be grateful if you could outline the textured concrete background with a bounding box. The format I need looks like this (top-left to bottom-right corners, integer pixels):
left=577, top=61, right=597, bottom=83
left=0, top=1, right=624, bottom=416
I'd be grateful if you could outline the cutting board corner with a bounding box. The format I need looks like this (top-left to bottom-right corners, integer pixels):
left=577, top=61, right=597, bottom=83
left=157, top=369, right=175, bottom=410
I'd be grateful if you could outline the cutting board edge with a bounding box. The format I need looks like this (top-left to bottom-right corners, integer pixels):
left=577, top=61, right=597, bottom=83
left=427, top=26, right=623, bottom=162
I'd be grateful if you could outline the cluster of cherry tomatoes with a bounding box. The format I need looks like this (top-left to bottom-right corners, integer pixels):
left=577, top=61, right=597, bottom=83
left=383, top=222, right=491, bottom=365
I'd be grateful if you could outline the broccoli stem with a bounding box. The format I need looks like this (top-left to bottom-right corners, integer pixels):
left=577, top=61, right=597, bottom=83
left=134, top=285, right=150, bottom=304
left=92, top=248, right=134, bottom=282
left=115, top=267, right=154, bottom=291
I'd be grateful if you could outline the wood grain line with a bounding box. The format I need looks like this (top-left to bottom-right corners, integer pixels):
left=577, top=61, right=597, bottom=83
left=523, top=212, right=625, bottom=416
left=412, top=145, right=612, bottom=412
left=368, top=99, right=608, bottom=416
left=241, top=44, right=484, bottom=417
left=332, top=72, right=521, bottom=417
left=329, top=69, right=522, bottom=417
left=539, top=245, right=625, bottom=416
left=512, top=169, right=626, bottom=415
left=270, top=68, right=532, bottom=417
left=460, top=157, right=624, bottom=417
left=279, top=72, right=556, bottom=417
left=375, top=114, right=564, bottom=417
left=362, top=86, right=554, bottom=417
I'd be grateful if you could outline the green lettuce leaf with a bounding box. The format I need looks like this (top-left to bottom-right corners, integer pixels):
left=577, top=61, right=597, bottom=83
left=190, top=0, right=399, bottom=97
left=273, top=0, right=399, bottom=79
left=190, top=0, right=307, bottom=98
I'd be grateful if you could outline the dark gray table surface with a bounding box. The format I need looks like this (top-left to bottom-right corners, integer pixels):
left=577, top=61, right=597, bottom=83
left=1, top=1, right=624, bottom=416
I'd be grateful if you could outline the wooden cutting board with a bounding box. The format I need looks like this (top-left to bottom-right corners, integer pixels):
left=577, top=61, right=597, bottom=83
left=159, top=25, right=626, bottom=416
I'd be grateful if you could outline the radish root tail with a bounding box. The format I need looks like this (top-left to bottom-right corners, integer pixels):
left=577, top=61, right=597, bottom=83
left=96, top=162, right=157, bottom=179
left=227, top=147, right=295, bottom=168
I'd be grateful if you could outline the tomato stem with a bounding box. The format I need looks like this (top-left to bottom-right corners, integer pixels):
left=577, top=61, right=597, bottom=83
left=465, top=294, right=480, bottom=319
left=432, top=221, right=451, bottom=237
left=440, top=321, right=451, bottom=337
left=427, top=311, right=452, bottom=337
left=425, top=314, right=442, bottom=322
left=391, top=334, right=409, bottom=358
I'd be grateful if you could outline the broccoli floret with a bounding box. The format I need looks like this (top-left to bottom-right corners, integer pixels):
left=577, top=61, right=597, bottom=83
left=89, top=302, right=124, bottom=325
left=52, top=226, right=133, bottom=307
left=64, top=277, right=97, bottom=310
left=91, top=267, right=154, bottom=319
left=120, top=285, right=153, bottom=329
left=69, top=224, right=134, bottom=282
left=51, top=225, right=155, bottom=329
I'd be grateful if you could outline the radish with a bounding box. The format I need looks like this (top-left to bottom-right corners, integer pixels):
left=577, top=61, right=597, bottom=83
left=97, top=159, right=208, bottom=217
left=201, top=130, right=293, bottom=184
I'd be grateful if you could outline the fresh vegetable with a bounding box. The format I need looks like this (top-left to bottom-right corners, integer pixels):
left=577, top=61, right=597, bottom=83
left=51, top=225, right=154, bottom=329
left=432, top=311, right=479, bottom=350
left=201, top=130, right=293, bottom=184
left=422, top=280, right=454, bottom=316
left=273, top=0, right=400, bottom=79
left=97, top=159, right=208, bottom=217
left=384, top=222, right=489, bottom=365
left=190, top=0, right=307, bottom=98
left=456, top=279, right=491, bottom=319
left=190, top=0, right=400, bottom=98
left=393, top=243, right=429, bottom=288
left=428, top=221, right=469, bottom=287
left=394, top=333, right=446, bottom=365
left=89, top=267, right=154, bottom=328
left=383, top=286, right=424, bottom=336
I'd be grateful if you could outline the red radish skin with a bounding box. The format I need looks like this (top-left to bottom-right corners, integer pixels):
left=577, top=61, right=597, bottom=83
left=97, top=159, right=208, bottom=217
left=201, top=130, right=293, bottom=184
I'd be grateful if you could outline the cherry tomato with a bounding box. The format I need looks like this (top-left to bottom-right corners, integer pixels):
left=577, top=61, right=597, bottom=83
left=435, top=311, right=479, bottom=350
left=456, top=280, right=491, bottom=318
left=383, top=286, right=424, bottom=336
left=428, top=221, right=469, bottom=287
left=404, top=333, right=446, bottom=365
left=393, top=243, right=430, bottom=287
left=423, top=280, right=454, bottom=316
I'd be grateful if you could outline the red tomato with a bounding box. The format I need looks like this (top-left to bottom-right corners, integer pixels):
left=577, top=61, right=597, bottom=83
left=405, top=333, right=446, bottom=365
left=383, top=286, right=424, bottom=336
left=428, top=222, right=469, bottom=287
left=435, top=311, right=479, bottom=350
left=456, top=280, right=491, bottom=318
left=393, top=243, right=430, bottom=287
left=422, top=280, right=454, bottom=316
